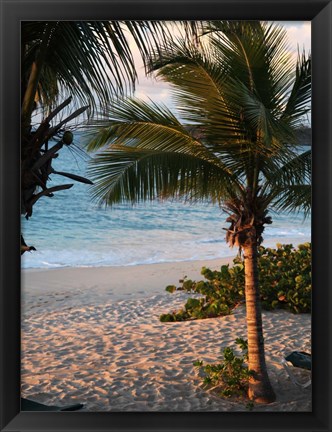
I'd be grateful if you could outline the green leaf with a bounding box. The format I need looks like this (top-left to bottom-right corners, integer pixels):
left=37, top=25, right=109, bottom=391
left=165, top=285, right=177, bottom=293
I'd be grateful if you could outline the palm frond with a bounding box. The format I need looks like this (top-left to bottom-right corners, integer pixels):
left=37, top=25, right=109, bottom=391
left=147, top=38, right=247, bottom=141
left=22, top=21, right=173, bottom=114
left=261, top=149, right=311, bottom=216
left=271, top=184, right=311, bottom=217
left=88, top=145, right=241, bottom=206
left=281, top=51, right=311, bottom=126
left=86, top=97, right=237, bottom=172
left=206, top=21, right=294, bottom=108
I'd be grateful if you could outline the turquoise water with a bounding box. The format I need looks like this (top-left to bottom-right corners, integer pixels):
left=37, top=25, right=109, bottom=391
left=21, top=136, right=311, bottom=269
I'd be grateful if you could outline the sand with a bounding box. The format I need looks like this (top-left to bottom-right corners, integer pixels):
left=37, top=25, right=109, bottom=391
left=21, top=257, right=312, bottom=412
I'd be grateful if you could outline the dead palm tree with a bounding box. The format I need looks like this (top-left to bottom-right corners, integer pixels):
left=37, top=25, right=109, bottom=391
left=86, top=21, right=311, bottom=403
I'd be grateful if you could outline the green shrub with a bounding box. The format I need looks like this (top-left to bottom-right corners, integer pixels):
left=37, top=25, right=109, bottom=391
left=194, top=338, right=254, bottom=399
left=258, top=243, right=311, bottom=313
left=160, top=243, right=311, bottom=321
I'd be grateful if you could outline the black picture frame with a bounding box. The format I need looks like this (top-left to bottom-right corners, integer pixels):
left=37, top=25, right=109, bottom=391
left=1, top=0, right=331, bottom=431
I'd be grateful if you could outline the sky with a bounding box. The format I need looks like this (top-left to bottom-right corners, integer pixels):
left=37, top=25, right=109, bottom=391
left=130, top=21, right=311, bottom=115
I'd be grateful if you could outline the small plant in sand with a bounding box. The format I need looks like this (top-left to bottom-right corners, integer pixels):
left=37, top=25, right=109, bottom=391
left=160, top=243, right=311, bottom=322
left=194, top=338, right=254, bottom=401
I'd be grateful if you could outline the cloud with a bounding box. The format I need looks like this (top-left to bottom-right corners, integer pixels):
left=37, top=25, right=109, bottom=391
left=278, top=21, right=311, bottom=55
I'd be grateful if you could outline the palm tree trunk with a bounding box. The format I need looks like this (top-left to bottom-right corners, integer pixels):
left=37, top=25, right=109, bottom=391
left=243, top=241, right=276, bottom=403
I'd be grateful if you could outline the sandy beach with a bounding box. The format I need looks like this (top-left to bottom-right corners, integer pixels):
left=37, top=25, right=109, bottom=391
left=21, top=257, right=312, bottom=412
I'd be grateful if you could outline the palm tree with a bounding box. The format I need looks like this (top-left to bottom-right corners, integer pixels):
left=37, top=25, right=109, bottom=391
left=86, top=21, right=311, bottom=403
left=21, top=21, right=176, bottom=128
left=21, top=20, right=179, bottom=250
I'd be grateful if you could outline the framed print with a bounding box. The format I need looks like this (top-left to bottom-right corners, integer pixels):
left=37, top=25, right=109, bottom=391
left=0, top=0, right=331, bottom=431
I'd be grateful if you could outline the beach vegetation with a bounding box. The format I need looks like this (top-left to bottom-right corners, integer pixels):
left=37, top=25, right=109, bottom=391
left=87, top=21, right=311, bottom=403
left=160, top=242, right=311, bottom=322
left=194, top=338, right=254, bottom=401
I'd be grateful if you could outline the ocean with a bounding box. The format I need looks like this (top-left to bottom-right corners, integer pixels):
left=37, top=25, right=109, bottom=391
left=21, top=135, right=311, bottom=269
